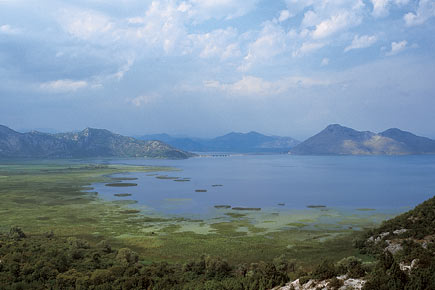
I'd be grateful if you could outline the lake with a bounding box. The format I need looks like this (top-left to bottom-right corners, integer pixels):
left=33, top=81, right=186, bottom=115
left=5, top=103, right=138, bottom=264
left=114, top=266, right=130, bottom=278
left=90, top=154, right=435, bottom=220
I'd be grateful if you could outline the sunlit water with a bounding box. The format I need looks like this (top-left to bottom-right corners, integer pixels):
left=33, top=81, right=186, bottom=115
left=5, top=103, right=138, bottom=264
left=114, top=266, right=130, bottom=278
left=89, top=155, right=435, bottom=220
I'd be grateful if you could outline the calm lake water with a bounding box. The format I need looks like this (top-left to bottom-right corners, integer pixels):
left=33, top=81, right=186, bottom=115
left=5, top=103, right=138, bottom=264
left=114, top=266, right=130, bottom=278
left=91, top=155, right=435, bottom=217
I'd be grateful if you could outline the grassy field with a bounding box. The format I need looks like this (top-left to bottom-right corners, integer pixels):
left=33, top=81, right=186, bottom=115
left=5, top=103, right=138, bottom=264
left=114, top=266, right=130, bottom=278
left=0, top=161, right=393, bottom=268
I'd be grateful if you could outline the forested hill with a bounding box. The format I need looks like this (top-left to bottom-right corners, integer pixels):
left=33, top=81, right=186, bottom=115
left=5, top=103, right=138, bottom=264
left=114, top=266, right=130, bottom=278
left=0, top=125, right=194, bottom=159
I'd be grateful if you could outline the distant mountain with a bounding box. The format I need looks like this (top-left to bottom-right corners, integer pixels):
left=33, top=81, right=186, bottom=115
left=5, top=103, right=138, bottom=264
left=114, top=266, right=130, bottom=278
left=138, top=131, right=300, bottom=153
left=290, top=124, right=435, bottom=155
left=0, top=125, right=194, bottom=159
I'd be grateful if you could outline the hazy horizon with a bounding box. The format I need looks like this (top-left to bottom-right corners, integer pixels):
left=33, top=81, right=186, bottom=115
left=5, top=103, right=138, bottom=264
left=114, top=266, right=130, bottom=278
left=1, top=0, right=435, bottom=140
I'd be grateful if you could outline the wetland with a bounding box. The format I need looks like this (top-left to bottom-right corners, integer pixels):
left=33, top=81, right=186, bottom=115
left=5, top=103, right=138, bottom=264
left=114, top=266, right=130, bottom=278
left=1, top=155, right=435, bottom=267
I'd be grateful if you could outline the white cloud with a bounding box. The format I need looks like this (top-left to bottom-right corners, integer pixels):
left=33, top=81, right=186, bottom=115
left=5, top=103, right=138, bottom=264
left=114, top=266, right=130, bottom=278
left=205, top=75, right=330, bottom=97
left=371, top=0, right=410, bottom=18
left=130, top=95, right=154, bottom=107
left=345, top=34, right=377, bottom=52
left=371, top=0, right=390, bottom=17
left=293, top=42, right=325, bottom=57
left=40, top=79, right=88, bottom=92
left=321, top=58, right=330, bottom=66
left=312, top=10, right=362, bottom=39
left=241, top=21, right=287, bottom=70
left=188, top=27, right=241, bottom=60
left=59, top=9, right=113, bottom=40
left=0, top=24, right=20, bottom=34
left=386, top=40, right=407, bottom=56
left=404, top=0, right=435, bottom=26
left=278, top=10, right=291, bottom=22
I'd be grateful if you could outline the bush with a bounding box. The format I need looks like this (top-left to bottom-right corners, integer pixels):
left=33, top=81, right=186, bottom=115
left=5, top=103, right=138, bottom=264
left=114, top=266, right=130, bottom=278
left=115, top=248, right=139, bottom=266
left=313, top=260, right=336, bottom=280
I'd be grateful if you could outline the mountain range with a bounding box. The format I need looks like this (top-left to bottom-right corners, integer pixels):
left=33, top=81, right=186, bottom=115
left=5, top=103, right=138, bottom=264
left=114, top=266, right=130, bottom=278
left=0, top=125, right=194, bottom=159
left=290, top=124, right=435, bottom=155
left=138, top=131, right=300, bottom=153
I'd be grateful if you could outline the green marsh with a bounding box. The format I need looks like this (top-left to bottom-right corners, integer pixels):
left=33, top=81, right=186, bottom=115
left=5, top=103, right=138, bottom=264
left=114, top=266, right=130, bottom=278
left=0, top=161, right=396, bottom=266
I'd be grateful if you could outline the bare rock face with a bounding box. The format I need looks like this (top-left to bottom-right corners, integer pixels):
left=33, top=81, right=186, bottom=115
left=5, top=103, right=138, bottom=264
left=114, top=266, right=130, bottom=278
left=0, top=125, right=194, bottom=159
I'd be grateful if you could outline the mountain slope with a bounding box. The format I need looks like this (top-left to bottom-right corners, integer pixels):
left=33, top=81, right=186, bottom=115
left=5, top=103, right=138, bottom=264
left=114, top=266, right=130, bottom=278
left=139, top=131, right=300, bottom=153
left=380, top=128, right=435, bottom=154
left=0, top=125, right=194, bottom=159
left=290, top=124, right=409, bottom=155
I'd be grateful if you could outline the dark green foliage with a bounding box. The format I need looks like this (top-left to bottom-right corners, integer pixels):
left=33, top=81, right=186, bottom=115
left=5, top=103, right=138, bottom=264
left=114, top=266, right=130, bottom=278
left=0, top=229, right=290, bottom=290
left=312, top=260, right=337, bottom=280
left=359, top=196, right=435, bottom=290
left=8, top=226, right=26, bottom=240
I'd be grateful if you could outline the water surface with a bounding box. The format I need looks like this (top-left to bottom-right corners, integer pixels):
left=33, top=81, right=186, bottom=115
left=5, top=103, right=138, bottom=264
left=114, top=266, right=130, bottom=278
left=90, top=155, right=435, bottom=218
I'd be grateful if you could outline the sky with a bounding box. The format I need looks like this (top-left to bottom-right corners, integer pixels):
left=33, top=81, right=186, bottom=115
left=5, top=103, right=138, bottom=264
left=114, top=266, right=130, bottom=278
left=1, top=0, right=435, bottom=140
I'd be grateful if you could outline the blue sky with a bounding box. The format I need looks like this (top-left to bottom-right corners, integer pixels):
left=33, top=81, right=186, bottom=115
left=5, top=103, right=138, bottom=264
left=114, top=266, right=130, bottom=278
left=1, top=0, right=434, bottom=139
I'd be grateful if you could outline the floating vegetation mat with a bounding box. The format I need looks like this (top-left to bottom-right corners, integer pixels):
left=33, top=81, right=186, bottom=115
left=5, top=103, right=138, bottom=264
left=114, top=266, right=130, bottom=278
left=232, top=207, right=261, bottom=211
left=195, top=189, right=207, bottom=192
left=114, top=193, right=132, bottom=197
left=214, top=205, right=231, bottom=209
left=173, top=179, right=190, bottom=182
left=307, top=205, right=327, bottom=208
left=156, top=175, right=178, bottom=180
left=212, top=184, right=223, bottom=187
left=111, top=177, right=138, bottom=181
left=105, top=183, right=138, bottom=187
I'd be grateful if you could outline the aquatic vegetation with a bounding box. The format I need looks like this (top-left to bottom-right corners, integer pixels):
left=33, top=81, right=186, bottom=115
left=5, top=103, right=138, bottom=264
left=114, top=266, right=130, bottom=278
left=155, top=175, right=178, bottom=180
left=111, top=177, right=138, bottom=181
left=195, top=189, right=207, bottom=192
left=105, top=183, right=138, bottom=187
left=224, top=212, right=246, bottom=218
left=307, top=205, right=327, bottom=208
left=232, top=207, right=261, bottom=211
left=214, top=205, right=231, bottom=209
left=114, top=193, right=132, bottom=197
left=212, top=184, right=223, bottom=187
left=278, top=203, right=285, bottom=206
left=173, top=178, right=190, bottom=182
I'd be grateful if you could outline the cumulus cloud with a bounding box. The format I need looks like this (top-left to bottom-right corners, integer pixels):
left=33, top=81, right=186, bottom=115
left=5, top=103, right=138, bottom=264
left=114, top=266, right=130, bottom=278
left=59, top=9, right=113, bottom=40
left=40, top=79, right=88, bottom=92
left=293, top=42, right=325, bottom=57
left=240, top=21, right=287, bottom=70
left=371, top=0, right=411, bottom=17
left=312, top=10, right=362, bottom=39
left=386, top=40, right=407, bottom=56
left=278, top=10, right=291, bottom=22
left=188, top=27, right=241, bottom=60
left=345, top=34, right=377, bottom=52
left=404, top=0, right=435, bottom=26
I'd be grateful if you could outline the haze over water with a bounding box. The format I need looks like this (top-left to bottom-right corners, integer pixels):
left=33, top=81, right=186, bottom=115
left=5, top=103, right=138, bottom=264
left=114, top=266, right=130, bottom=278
left=92, top=155, right=435, bottom=216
